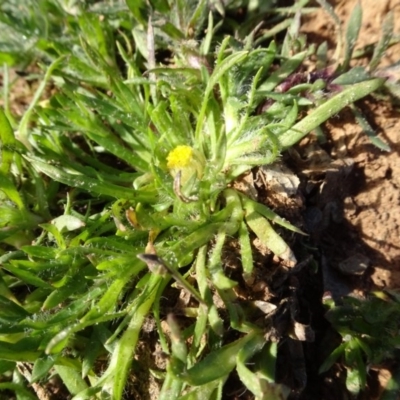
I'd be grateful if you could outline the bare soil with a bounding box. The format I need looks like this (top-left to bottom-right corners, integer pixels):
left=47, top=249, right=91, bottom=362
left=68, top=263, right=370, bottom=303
left=286, top=1, right=400, bottom=398
left=302, top=0, right=400, bottom=290
left=218, top=1, right=400, bottom=399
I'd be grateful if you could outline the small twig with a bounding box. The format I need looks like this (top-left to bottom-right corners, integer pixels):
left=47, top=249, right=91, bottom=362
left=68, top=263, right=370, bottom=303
left=16, top=362, right=53, bottom=400
left=173, top=171, right=199, bottom=203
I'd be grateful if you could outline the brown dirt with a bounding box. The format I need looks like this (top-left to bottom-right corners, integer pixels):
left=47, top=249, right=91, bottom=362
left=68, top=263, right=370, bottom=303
left=302, top=0, right=400, bottom=67
left=302, top=0, right=400, bottom=290
left=296, top=1, right=400, bottom=398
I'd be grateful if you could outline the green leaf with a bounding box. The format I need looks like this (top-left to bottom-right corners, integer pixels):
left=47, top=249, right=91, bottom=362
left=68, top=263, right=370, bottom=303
left=180, top=331, right=264, bottom=386
left=99, top=273, right=163, bottom=400
left=225, top=124, right=280, bottom=167
left=78, top=12, right=115, bottom=66
left=258, top=50, right=308, bottom=92
left=239, top=220, right=253, bottom=281
left=26, top=156, right=140, bottom=200
left=0, top=383, right=37, bottom=400
left=245, top=211, right=295, bottom=262
left=43, top=286, right=104, bottom=326
left=55, top=365, right=88, bottom=395
left=62, top=55, right=107, bottom=86
left=350, top=104, right=390, bottom=151
left=21, top=246, right=58, bottom=259
left=126, top=0, right=147, bottom=24
left=178, top=381, right=220, bottom=400
left=82, top=326, right=105, bottom=378
left=242, top=196, right=305, bottom=234
left=0, top=107, right=16, bottom=174
left=319, top=342, right=347, bottom=374
left=0, top=172, right=25, bottom=210
left=236, top=341, right=287, bottom=400
left=31, top=356, right=56, bottom=382
left=0, top=295, right=30, bottom=319
left=369, top=11, right=394, bottom=71
left=166, top=222, right=225, bottom=267
left=0, top=341, right=40, bottom=362
left=279, top=78, right=385, bottom=148
left=345, top=339, right=366, bottom=392
left=160, top=22, right=185, bottom=40
left=0, top=360, right=15, bottom=374
left=256, top=341, right=278, bottom=383
left=208, top=231, right=237, bottom=290
left=345, top=364, right=363, bottom=396
left=18, top=56, right=66, bottom=150
left=79, top=264, right=141, bottom=323
left=236, top=339, right=265, bottom=397
left=151, top=0, right=170, bottom=13
left=332, top=66, right=370, bottom=85
left=343, top=1, right=362, bottom=70
left=187, top=0, right=208, bottom=36
left=316, top=41, right=328, bottom=69
left=195, top=44, right=248, bottom=140
left=42, top=274, right=87, bottom=310
left=168, top=314, right=188, bottom=363
left=316, top=0, right=343, bottom=61
left=5, top=263, right=52, bottom=289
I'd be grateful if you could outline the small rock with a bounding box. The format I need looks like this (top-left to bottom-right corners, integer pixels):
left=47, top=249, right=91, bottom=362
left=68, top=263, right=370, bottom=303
left=338, top=253, right=370, bottom=275
left=259, top=162, right=300, bottom=197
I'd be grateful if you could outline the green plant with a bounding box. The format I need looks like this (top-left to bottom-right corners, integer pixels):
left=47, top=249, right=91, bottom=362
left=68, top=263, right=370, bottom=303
left=0, top=0, right=393, bottom=399
left=320, top=291, right=400, bottom=396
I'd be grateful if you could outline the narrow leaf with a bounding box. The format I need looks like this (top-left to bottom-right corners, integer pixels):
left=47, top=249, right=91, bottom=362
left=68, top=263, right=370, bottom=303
left=0, top=107, right=16, bottom=174
left=351, top=104, right=390, bottom=151
left=369, top=11, right=394, bottom=71
left=245, top=211, right=296, bottom=263
left=26, top=156, right=138, bottom=200
left=343, top=1, right=362, bottom=70
left=181, top=331, right=263, bottom=386
left=279, top=78, right=385, bottom=148
left=55, top=365, right=88, bottom=395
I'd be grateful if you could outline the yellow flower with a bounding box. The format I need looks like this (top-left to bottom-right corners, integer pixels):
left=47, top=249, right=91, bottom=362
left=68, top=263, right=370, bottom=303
left=166, top=145, right=204, bottom=186
left=166, top=145, right=193, bottom=170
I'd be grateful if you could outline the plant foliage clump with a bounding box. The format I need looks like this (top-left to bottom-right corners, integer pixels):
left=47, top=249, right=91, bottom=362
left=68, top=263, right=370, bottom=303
left=0, top=0, right=395, bottom=398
